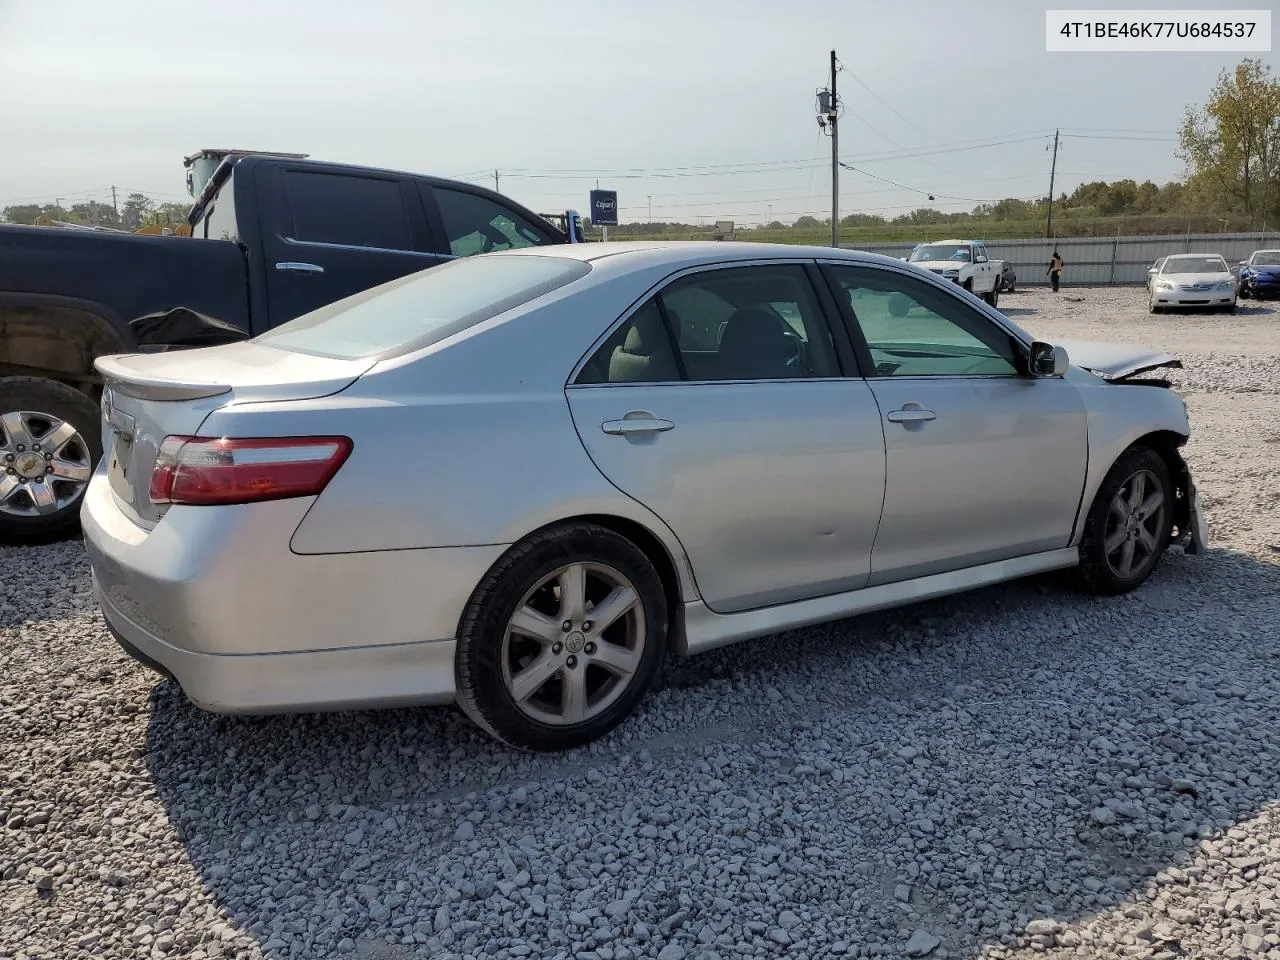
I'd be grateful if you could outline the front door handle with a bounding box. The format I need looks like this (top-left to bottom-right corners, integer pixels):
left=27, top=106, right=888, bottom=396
left=886, top=406, right=937, bottom=424
left=602, top=416, right=675, bottom=436
left=275, top=261, right=325, bottom=274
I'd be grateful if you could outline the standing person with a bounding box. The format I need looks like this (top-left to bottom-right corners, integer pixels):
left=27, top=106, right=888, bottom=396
left=1047, top=250, right=1064, bottom=292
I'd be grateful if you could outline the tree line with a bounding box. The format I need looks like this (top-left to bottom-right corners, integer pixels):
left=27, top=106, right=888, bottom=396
left=1, top=193, right=191, bottom=231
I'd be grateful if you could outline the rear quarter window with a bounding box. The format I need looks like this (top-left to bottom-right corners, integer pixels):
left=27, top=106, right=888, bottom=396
left=255, top=254, right=590, bottom=360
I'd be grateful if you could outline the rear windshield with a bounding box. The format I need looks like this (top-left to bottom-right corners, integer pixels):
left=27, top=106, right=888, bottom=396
left=909, top=244, right=971, bottom=263
left=255, top=254, right=590, bottom=360
left=1162, top=256, right=1227, bottom=274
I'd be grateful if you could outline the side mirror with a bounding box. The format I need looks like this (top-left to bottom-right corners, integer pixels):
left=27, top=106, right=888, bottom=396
left=1029, top=341, right=1069, bottom=378
left=975, top=255, right=988, bottom=263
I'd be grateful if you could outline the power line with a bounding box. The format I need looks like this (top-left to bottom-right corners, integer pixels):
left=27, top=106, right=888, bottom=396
left=495, top=131, right=1055, bottom=179
left=840, top=162, right=994, bottom=204
left=1061, top=133, right=1177, bottom=143
left=841, top=69, right=947, bottom=146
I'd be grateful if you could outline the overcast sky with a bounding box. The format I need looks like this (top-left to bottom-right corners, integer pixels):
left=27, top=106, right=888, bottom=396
left=0, top=0, right=1274, bottom=225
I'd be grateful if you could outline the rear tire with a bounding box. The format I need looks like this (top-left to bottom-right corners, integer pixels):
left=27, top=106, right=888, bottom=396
left=1077, top=447, right=1174, bottom=596
left=0, top=377, right=101, bottom=545
left=455, top=522, right=668, bottom=751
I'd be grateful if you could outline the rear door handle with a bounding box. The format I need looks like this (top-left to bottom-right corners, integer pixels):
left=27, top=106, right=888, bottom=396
left=275, top=261, right=325, bottom=274
left=886, top=407, right=937, bottom=424
left=602, top=416, right=675, bottom=436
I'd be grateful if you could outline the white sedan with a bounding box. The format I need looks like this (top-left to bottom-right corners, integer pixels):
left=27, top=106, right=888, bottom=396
left=1148, top=254, right=1237, bottom=313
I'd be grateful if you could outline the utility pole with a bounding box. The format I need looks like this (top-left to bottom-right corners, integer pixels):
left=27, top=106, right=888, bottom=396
left=1045, top=129, right=1059, bottom=239
left=493, top=169, right=500, bottom=192
left=111, top=186, right=118, bottom=218
left=830, top=50, right=839, bottom=248
left=648, top=195, right=652, bottom=222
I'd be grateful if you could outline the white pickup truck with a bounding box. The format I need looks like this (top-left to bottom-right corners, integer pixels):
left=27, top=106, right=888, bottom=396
left=904, top=239, right=1004, bottom=307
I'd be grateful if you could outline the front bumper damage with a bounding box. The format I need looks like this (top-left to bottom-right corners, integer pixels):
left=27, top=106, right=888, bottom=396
left=1170, top=455, right=1209, bottom=555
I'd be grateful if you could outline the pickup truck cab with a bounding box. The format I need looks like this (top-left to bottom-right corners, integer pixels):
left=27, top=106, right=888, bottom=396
left=0, top=154, right=582, bottom=541
left=905, top=239, right=1003, bottom=307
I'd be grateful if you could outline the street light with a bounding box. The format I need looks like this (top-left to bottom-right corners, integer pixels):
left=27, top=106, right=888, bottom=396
left=647, top=195, right=652, bottom=223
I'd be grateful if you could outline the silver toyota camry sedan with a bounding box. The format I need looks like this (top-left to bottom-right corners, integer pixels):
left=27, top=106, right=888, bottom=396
left=83, top=243, right=1208, bottom=750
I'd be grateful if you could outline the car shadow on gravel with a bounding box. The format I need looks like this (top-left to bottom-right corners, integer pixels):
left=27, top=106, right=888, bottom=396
left=998, top=307, right=1036, bottom=318
left=1232, top=302, right=1278, bottom=317
left=144, top=544, right=1280, bottom=959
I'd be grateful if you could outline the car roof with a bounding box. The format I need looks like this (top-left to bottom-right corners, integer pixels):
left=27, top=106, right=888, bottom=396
left=492, top=240, right=916, bottom=272
left=1165, top=253, right=1226, bottom=260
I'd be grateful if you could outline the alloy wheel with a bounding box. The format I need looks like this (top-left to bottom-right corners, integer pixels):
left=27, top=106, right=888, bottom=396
left=1103, top=469, right=1166, bottom=579
left=501, top=562, right=646, bottom=726
left=0, top=410, right=93, bottom=517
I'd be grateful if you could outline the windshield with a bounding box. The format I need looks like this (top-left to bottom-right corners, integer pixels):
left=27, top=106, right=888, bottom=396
left=1250, top=251, right=1280, bottom=266
left=255, top=254, right=590, bottom=360
left=1161, top=256, right=1227, bottom=275
left=909, top=244, right=971, bottom=263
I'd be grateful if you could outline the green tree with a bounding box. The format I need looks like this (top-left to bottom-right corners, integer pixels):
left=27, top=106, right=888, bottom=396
left=1, top=204, right=43, bottom=224
left=121, top=192, right=156, bottom=230
left=69, top=202, right=122, bottom=229
left=1179, top=58, right=1280, bottom=221
left=840, top=212, right=887, bottom=227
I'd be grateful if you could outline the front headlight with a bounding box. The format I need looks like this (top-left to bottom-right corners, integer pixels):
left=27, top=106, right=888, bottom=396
left=1156, top=280, right=1174, bottom=290
left=943, top=269, right=960, bottom=277
left=1216, top=280, right=1234, bottom=290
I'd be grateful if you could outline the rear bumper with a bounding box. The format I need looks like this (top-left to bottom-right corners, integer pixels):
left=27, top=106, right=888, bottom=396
left=81, top=475, right=507, bottom=713
left=96, top=578, right=459, bottom=712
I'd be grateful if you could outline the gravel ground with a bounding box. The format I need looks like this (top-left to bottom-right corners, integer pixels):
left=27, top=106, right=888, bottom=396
left=2, top=287, right=1279, bottom=960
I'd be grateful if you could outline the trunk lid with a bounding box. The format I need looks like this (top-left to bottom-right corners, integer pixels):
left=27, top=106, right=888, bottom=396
left=95, top=341, right=373, bottom=528
left=1054, top=339, right=1182, bottom=381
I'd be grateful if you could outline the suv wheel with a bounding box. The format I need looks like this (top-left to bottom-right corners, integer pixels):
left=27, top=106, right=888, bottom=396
left=0, top=378, right=101, bottom=544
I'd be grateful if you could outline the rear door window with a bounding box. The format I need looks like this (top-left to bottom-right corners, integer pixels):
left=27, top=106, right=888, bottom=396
left=283, top=171, right=413, bottom=251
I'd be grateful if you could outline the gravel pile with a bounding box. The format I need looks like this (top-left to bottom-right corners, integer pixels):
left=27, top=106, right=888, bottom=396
left=3, top=291, right=1279, bottom=960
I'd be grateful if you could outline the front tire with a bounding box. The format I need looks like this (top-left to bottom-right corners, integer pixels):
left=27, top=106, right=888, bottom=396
left=455, top=523, right=668, bottom=750
left=1148, top=299, right=1161, bottom=314
left=1077, top=447, right=1174, bottom=596
left=0, top=377, right=101, bottom=545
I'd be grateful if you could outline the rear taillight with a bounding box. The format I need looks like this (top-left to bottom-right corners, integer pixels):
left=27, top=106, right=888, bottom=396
left=148, top=436, right=352, bottom=506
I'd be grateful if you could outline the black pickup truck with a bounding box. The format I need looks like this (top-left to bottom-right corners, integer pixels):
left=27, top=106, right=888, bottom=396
left=0, top=154, right=583, bottom=541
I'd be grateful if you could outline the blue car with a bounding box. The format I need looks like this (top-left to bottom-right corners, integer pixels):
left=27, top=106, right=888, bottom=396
left=1238, top=249, right=1280, bottom=300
